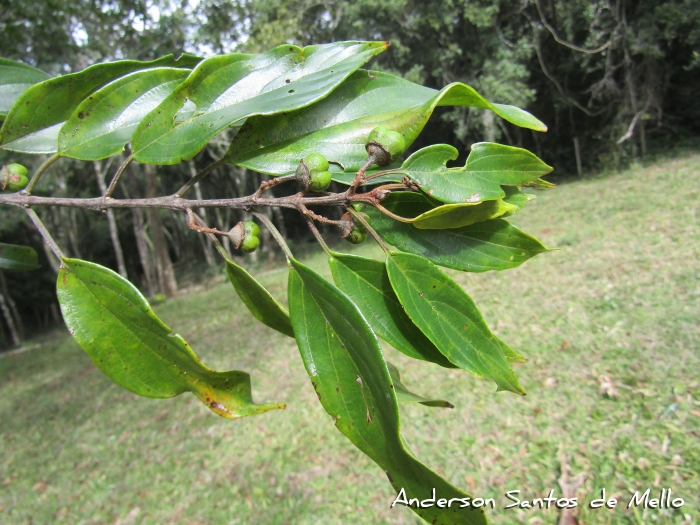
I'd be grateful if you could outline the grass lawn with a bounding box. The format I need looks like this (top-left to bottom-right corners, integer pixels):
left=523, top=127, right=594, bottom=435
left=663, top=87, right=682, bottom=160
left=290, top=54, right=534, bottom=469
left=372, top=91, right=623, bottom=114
left=1, top=154, right=699, bottom=525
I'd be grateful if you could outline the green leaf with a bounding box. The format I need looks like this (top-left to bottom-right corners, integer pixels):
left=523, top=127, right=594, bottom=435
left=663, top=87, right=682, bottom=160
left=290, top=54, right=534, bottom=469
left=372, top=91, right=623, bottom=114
left=411, top=199, right=517, bottom=229
left=226, top=70, right=546, bottom=179
left=386, top=362, right=454, bottom=408
left=131, top=41, right=387, bottom=164
left=0, top=242, right=40, bottom=271
left=0, top=58, right=51, bottom=118
left=328, top=252, right=454, bottom=368
left=402, top=143, right=553, bottom=204
left=386, top=252, right=525, bottom=395
left=500, top=187, right=536, bottom=218
left=288, top=259, right=487, bottom=525
left=358, top=193, right=550, bottom=272
left=225, top=258, right=294, bottom=338
left=57, top=258, right=283, bottom=419
left=58, top=68, right=191, bottom=160
left=0, top=54, right=200, bottom=154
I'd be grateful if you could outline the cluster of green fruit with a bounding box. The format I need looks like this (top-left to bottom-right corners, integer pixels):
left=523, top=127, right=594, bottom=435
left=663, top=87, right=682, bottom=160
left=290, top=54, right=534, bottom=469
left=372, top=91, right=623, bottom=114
left=287, top=126, right=405, bottom=249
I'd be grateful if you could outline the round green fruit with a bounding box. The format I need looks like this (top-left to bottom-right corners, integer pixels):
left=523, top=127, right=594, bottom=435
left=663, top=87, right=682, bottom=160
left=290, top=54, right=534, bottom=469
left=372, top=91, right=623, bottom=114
left=1, top=163, right=29, bottom=191
left=303, top=153, right=329, bottom=173
left=307, top=170, right=332, bottom=192
left=339, top=212, right=368, bottom=244
left=346, top=227, right=367, bottom=244
left=241, top=235, right=260, bottom=253
left=295, top=153, right=331, bottom=191
left=243, top=221, right=260, bottom=237
left=366, top=127, right=406, bottom=166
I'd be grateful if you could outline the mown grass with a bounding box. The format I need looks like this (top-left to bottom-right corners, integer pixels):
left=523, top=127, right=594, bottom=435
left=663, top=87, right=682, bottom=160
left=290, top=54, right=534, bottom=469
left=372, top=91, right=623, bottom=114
left=1, top=154, right=699, bottom=525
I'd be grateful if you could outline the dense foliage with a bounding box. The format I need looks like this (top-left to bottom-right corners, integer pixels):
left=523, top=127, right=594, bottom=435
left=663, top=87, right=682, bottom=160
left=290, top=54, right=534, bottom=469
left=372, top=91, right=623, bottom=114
left=1, top=0, right=698, bottom=346
left=0, top=40, right=558, bottom=523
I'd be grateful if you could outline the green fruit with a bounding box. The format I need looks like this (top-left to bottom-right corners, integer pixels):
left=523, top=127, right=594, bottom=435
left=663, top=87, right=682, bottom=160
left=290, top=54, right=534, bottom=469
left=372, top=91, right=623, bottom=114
left=303, top=153, right=329, bottom=172
left=7, top=163, right=28, bottom=178
left=366, top=127, right=406, bottom=166
left=339, top=212, right=368, bottom=244
left=1, top=163, right=29, bottom=191
left=346, top=227, right=367, bottom=244
left=243, top=221, right=260, bottom=237
left=295, top=153, right=331, bottom=191
left=241, top=235, right=260, bottom=253
left=307, top=170, right=332, bottom=192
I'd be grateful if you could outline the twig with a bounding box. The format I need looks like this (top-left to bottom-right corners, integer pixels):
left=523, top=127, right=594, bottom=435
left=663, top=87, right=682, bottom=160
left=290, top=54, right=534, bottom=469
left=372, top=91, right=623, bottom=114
left=253, top=174, right=297, bottom=199
left=24, top=208, right=65, bottom=261
left=616, top=98, right=651, bottom=144
left=251, top=211, right=293, bottom=260
left=373, top=202, right=414, bottom=223
left=0, top=192, right=355, bottom=211
left=187, top=210, right=229, bottom=260
left=347, top=158, right=375, bottom=196
left=104, top=154, right=133, bottom=199
left=298, top=204, right=344, bottom=227
left=303, top=215, right=332, bottom=256
left=175, top=158, right=227, bottom=198
left=22, top=153, right=60, bottom=195
left=186, top=208, right=226, bottom=235
left=346, top=207, right=391, bottom=253
left=535, top=0, right=613, bottom=54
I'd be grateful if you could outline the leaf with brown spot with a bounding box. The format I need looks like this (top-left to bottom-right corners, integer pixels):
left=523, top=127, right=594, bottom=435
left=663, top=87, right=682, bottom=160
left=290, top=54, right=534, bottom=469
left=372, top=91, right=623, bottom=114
left=57, top=258, right=282, bottom=419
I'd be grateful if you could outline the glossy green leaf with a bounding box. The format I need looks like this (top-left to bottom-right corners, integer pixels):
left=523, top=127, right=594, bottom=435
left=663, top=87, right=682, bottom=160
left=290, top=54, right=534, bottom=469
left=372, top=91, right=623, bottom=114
left=288, top=259, right=486, bottom=525
left=402, top=143, right=553, bottom=204
left=411, top=199, right=517, bottom=229
left=131, top=41, right=387, bottom=164
left=386, top=252, right=525, bottom=395
left=226, top=70, right=546, bottom=179
left=386, top=362, right=454, bottom=408
left=0, top=242, right=40, bottom=271
left=328, top=252, right=454, bottom=368
left=57, top=258, right=283, bottom=419
left=0, top=54, right=200, bottom=154
left=0, top=58, right=51, bottom=118
left=225, top=258, right=294, bottom=338
left=358, top=193, right=550, bottom=272
left=500, top=187, right=536, bottom=218
left=58, top=68, right=191, bottom=160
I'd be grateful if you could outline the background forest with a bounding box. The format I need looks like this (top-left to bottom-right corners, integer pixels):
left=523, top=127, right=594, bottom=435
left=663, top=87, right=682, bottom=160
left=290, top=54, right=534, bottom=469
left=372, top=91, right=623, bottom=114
left=1, top=0, right=699, bottom=347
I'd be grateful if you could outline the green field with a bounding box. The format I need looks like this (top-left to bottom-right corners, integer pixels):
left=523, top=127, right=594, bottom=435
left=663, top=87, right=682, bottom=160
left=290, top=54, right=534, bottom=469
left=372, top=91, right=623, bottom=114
left=1, top=155, right=699, bottom=525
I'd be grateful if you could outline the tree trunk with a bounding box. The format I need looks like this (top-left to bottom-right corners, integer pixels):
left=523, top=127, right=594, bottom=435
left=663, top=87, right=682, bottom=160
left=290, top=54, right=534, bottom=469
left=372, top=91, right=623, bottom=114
left=0, top=271, right=23, bottom=340
left=573, top=137, right=583, bottom=176
left=144, top=165, right=177, bottom=297
left=94, top=161, right=128, bottom=278
left=0, top=291, right=20, bottom=347
left=188, top=161, right=216, bottom=266
left=131, top=207, right=156, bottom=297
left=66, top=208, right=83, bottom=259
left=482, top=110, right=497, bottom=143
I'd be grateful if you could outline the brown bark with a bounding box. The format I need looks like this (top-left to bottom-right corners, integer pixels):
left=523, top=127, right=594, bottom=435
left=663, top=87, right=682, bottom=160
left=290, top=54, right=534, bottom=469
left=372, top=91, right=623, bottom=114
left=0, top=271, right=23, bottom=340
left=94, top=161, right=128, bottom=278
left=0, top=291, right=20, bottom=347
left=144, top=165, right=177, bottom=297
left=131, top=207, right=156, bottom=297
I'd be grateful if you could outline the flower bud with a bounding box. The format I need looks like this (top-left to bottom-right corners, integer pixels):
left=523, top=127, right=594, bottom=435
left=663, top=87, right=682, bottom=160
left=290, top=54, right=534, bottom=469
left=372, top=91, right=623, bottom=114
left=365, top=127, right=406, bottom=167
left=0, top=163, right=29, bottom=191
left=295, top=153, right=332, bottom=192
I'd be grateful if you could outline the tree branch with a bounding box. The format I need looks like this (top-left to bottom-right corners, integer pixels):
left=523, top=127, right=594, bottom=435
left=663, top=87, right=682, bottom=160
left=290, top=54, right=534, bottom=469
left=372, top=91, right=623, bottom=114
left=534, top=0, right=613, bottom=54
left=0, top=192, right=366, bottom=211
